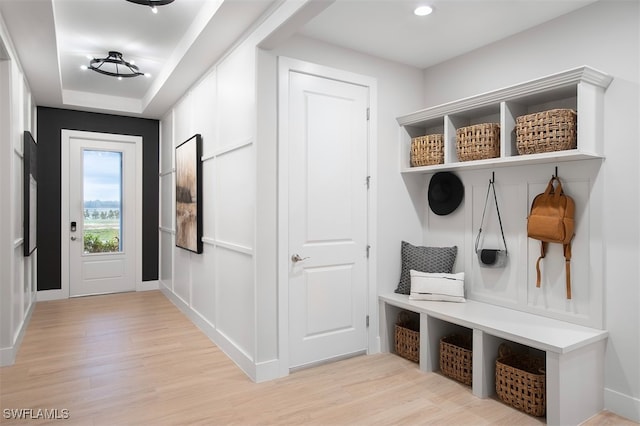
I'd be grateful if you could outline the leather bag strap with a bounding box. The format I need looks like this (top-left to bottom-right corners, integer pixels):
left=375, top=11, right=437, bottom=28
left=475, top=178, right=507, bottom=254
left=564, top=243, right=572, bottom=299
left=535, top=241, right=547, bottom=288
left=543, top=176, right=565, bottom=201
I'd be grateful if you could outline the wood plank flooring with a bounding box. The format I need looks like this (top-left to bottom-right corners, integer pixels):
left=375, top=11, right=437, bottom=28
left=0, top=291, right=635, bottom=425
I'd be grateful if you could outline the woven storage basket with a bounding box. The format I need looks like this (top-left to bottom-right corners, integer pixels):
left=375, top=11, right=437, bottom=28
left=395, top=311, right=419, bottom=362
left=440, top=334, right=472, bottom=386
left=411, top=134, right=444, bottom=167
left=495, top=343, right=546, bottom=417
left=456, top=123, right=500, bottom=161
left=516, top=109, right=577, bottom=155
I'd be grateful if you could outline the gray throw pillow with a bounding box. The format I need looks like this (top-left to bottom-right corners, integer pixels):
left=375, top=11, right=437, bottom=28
left=395, top=241, right=458, bottom=295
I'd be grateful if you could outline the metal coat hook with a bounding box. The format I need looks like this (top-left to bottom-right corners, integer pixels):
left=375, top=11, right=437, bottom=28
left=491, top=171, right=495, bottom=184
left=553, top=166, right=558, bottom=179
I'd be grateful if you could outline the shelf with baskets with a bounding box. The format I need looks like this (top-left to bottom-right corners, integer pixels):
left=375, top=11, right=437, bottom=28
left=397, top=66, right=612, bottom=173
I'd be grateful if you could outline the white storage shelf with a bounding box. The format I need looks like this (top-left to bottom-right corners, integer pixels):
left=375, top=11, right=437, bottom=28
left=398, top=66, right=612, bottom=173
left=379, top=293, right=608, bottom=426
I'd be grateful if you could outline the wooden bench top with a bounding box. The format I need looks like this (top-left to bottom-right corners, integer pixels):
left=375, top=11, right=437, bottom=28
left=380, top=293, right=608, bottom=354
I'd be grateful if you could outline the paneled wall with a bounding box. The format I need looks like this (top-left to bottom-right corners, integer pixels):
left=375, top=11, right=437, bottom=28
left=0, top=14, right=37, bottom=366
left=160, top=8, right=427, bottom=379
left=414, top=160, right=603, bottom=328
left=159, top=43, right=257, bottom=373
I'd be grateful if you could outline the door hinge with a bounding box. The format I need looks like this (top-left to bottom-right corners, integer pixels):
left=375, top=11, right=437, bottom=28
left=366, top=315, right=370, bottom=327
left=366, top=245, right=371, bottom=258
left=366, top=107, right=370, bottom=121
left=366, top=175, right=371, bottom=189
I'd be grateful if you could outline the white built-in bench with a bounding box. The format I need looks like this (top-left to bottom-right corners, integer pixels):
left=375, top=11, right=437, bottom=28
left=379, top=293, right=608, bottom=426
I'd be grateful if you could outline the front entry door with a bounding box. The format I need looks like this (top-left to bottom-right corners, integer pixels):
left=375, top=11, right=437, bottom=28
left=64, top=131, right=138, bottom=297
left=288, top=70, right=370, bottom=369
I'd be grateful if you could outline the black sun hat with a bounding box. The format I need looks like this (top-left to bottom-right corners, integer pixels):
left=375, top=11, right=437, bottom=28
left=428, top=171, right=464, bottom=215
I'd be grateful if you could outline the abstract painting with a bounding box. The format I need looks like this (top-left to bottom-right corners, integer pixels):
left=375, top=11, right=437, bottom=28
left=175, top=134, right=203, bottom=253
left=23, top=131, right=37, bottom=257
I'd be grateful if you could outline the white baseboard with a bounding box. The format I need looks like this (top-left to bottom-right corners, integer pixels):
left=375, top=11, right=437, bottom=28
left=0, top=301, right=35, bottom=366
left=137, top=280, right=159, bottom=292
left=255, top=359, right=282, bottom=383
left=604, top=387, right=640, bottom=423
left=37, top=280, right=159, bottom=301
left=370, top=336, right=381, bottom=355
left=37, top=289, right=67, bottom=301
left=159, top=283, right=264, bottom=382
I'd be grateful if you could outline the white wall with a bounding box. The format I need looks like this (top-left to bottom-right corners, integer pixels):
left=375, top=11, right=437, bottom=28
left=158, top=1, right=338, bottom=381
left=420, top=1, right=639, bottom=421
left=0, top=10, right=37, bottom=366
left=160, top=8, right=426, bottom=380
left=159, top=4, right=639, bottom=418
left=159, top=42, right=258, bottom=376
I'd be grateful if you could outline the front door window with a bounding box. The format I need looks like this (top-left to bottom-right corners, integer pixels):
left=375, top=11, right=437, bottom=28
left=82, top=150, right=123, bottom=254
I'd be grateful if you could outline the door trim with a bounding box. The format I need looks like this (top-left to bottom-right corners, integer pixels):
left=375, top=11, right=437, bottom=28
left=61, top=130, right=143, bottom=298
left=277, top=57, right=378, bottom=377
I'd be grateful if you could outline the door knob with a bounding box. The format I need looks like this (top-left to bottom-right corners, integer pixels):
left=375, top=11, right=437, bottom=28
left=291, top=254, right=309, bottom=263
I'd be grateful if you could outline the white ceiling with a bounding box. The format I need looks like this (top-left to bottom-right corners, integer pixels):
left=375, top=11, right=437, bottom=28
left=0, top=0, right=598, bottom=119
left=299, top=0, right=598, bottom=69
left=0, top=0, right=277, bottom=118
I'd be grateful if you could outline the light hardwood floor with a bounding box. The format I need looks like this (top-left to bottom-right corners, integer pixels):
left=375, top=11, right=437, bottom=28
left=0, top=291, right=635, bottom=425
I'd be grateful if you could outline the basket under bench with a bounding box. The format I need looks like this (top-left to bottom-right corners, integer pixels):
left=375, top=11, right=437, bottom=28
left=379, top=293, right=608, bottom=426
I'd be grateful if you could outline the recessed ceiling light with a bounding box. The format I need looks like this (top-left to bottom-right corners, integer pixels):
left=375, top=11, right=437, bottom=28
left=80, top=65, right=88, bottom=71
left=414, top=5, right=433, bottom=16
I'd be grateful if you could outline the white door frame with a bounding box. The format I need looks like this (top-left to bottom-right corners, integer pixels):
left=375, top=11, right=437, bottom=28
left=61, top=129, right=143, bottom=298
left=277, top=57, right=378, bottom=376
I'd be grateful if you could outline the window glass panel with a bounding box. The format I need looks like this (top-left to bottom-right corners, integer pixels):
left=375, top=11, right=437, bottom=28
left=83, top=150, right=122, bottom=254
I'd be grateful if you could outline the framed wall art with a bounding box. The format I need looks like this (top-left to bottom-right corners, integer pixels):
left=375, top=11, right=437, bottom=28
left=23, top=130, right=38, bottom=256
left=175, top=134, right=203, bottom=254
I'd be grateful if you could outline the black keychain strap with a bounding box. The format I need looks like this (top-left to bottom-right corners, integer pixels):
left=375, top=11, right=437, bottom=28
left=475, top=177, right=507, bottom=254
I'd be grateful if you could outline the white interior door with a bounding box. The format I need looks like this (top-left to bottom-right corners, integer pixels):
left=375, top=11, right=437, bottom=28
left=288, top=70, right=369, bottom=369
left=65, top=132, right=138, bottom=297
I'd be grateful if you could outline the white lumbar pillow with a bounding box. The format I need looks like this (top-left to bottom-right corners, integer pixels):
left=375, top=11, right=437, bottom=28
left=409, top=270, right=465, bottom=302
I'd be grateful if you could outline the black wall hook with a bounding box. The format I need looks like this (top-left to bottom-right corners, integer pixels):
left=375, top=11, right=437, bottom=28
left=553, top=166, right=558, bottom=179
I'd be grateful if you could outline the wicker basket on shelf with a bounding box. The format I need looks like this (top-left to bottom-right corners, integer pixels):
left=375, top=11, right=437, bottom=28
left=395, top=311, right=419, bottom=362
left=495, top=343, right=546, bottom=417
left=516, top=108, right=577, bottom=155
left=456, top=123, right=500, bottom=161
left=411, top=134, right=444, bottom=167
left=440, top=334, right=472, bottom=385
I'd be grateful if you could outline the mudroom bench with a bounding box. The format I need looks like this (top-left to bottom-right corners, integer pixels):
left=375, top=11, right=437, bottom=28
left=379, top=293, right=608, bottom=426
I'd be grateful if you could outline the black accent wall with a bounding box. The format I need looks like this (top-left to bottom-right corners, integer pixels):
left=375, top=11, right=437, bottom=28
left=37, top=107, right=159, bottom=290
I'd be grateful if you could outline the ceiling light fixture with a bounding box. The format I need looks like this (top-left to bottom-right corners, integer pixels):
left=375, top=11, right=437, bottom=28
left=414, top=5, right=434, bottom=16
left=125, top=0, right=175, bottom=13
left=86, top=51, right=145, bottom=78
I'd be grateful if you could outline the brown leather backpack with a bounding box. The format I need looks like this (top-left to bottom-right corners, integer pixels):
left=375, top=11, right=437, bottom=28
left=527, top=176, right=575, bottom=299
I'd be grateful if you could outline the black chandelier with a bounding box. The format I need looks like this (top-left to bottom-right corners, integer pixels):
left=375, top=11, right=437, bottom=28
left=88, top=51, right=145, bottom=79
left=125, top=0, right=175, bottom=13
